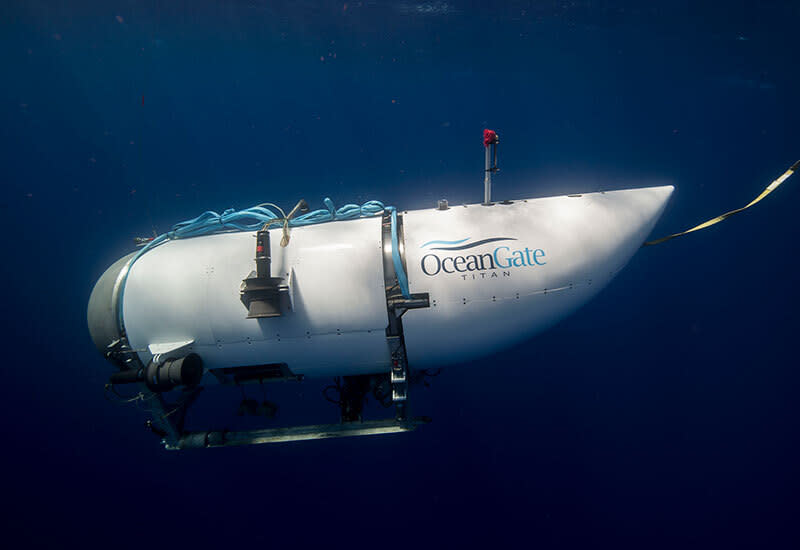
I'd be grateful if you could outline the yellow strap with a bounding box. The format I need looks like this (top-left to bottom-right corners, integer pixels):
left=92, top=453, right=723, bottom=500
left=644, top=160, right=799, bottom=246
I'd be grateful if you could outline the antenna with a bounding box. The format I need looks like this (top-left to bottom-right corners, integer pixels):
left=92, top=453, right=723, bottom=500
left=483, top=129, right=499, bottom=205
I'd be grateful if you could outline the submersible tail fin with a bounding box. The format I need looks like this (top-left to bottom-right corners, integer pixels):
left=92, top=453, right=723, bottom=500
left=644, top=159, right=799, bottom=246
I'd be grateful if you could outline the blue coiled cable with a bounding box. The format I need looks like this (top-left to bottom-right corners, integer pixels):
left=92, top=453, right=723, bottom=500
left=117, top=198, right=410, bottom=330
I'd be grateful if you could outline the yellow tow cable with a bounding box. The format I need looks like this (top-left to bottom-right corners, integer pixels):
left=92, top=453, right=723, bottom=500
left=644, top=159, right=800, bottom=246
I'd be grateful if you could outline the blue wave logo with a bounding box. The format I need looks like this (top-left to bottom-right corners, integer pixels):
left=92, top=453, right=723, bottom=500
left=420, top=237, right=517, bottom=251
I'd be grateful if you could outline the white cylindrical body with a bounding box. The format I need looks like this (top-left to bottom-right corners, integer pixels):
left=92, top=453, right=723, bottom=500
left=96, top=185, right=673, bottom=379
left=122, top=217, right=391, bottom=376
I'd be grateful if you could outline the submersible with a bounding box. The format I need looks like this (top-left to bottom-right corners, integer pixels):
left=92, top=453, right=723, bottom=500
left=89, top=130, right=675, bottom=449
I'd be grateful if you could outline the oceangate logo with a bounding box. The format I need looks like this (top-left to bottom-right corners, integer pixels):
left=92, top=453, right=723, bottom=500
left=419, top=237, right=546, bottom=278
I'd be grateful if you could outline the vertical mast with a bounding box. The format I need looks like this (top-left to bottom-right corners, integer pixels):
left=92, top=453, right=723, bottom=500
left=483, top=129, right=499, bottom=205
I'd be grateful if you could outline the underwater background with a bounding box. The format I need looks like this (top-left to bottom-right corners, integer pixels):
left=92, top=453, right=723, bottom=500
left=2, top=1, right=799, bottom=547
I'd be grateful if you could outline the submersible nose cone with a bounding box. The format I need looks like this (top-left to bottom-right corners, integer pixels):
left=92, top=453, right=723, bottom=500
left=87, top=252, right=135, bottom=355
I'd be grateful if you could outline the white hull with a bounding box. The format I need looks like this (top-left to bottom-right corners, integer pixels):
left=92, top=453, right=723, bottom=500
left=95, top=185, right=674, bottom=378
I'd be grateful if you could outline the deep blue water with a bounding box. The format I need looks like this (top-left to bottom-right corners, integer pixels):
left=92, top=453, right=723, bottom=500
left=2, top=1, right=799, bottom=547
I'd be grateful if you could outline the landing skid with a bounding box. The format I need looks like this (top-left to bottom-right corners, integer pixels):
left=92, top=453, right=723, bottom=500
left=142, top=359, right=426, bottom=450
left=112, top=330, right=429, bottom=450
left=171, top=417, right=430, bottom=449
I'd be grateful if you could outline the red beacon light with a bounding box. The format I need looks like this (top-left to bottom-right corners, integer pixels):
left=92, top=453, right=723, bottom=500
left=483, top=129, right=499, bottom=147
